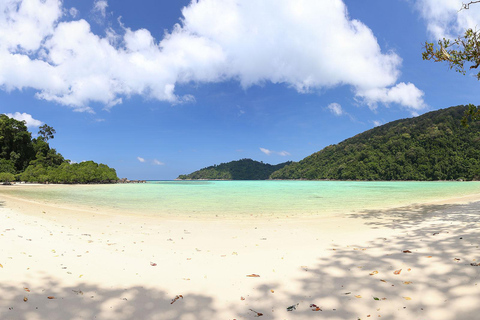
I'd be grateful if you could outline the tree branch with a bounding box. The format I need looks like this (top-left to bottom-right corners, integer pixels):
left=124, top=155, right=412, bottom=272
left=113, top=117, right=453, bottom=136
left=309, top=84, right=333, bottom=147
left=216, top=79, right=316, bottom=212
left=461, top=1, right=480, bottom=10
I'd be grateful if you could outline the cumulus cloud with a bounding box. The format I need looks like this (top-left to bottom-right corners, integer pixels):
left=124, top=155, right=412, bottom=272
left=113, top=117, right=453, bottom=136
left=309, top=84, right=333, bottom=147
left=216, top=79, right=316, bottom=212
left=137, top=156, right=145, bottom=163
left=414, top=0, right=480, bottom=39
left=5, top=112, right=43, bottom=127
left=153, top=159, right=165, bottom=165
left=372, top=120, right=383, bottom=127
left=358, top=82, right=426, bottom=111
left=0, top=0, right=425, bottom=112
left=260, top=148, right=290, bottom=156
left=327, top=103, right=344, bottom=116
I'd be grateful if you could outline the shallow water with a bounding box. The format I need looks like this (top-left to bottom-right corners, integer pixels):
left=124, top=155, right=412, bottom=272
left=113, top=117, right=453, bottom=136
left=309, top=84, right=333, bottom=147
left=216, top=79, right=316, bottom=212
left=2, top=181, right=480, bottom=217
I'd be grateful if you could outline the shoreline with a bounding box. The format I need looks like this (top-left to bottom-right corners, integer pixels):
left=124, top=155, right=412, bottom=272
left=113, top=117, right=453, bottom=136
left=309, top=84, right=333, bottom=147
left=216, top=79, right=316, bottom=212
left=2, top=182, right=480, bottom=221
left=1, top=189, right=480, bottom=319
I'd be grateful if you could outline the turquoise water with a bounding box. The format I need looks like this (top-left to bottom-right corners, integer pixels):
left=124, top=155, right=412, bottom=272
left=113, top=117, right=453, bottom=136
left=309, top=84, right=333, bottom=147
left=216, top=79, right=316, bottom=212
left=2, top=181, right=480, bottom=217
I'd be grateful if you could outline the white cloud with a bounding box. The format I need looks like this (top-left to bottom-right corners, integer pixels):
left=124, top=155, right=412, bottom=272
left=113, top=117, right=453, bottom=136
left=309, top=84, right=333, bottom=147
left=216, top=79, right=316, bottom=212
left=137, top=156, right=145, bottom=163
left=372, top=120, right=382, bottom=127
left=0, top=0, right=425, bottom=112
left=327, top=103, right=344, bottom=116
left=93, top=0, right=108, bottom=18
left=153, top=159, right=165, bottom=165
left=69, top=7, right=79, bottom=18
left=277, top=151, right=291, bottom=156
left=260, top=148, right=272, bottom=155
left=5, top=112, right=43, bottom=128
left=414, top=0, right=480, bottom=39
left=260, top=148, right=290, bottom=156
left=358, top=82, right=426, bottom=111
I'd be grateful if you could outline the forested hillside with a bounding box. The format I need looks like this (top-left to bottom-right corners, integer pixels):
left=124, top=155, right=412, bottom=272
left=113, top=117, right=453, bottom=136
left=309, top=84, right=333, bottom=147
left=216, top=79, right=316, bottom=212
left=177, top=158, right=292, bottom=180
left=270, top=105, right=480, bottom=181
left=0, top=114, right=118, bottom=183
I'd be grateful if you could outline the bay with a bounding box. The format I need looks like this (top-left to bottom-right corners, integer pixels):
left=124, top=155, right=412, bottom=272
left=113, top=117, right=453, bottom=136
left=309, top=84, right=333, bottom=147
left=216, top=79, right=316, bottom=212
left=1, top=180, right=480, bottom=217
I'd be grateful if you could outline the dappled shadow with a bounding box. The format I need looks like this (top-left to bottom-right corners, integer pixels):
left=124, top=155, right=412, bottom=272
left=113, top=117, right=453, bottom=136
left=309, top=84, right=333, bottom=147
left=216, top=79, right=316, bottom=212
left=2, top=201, right=479, bottom=319
left=350, top=201, right=480, bottom=229
left=0, top=279, right=216, bottom=320
left=225, top=202, right=480, bottom=319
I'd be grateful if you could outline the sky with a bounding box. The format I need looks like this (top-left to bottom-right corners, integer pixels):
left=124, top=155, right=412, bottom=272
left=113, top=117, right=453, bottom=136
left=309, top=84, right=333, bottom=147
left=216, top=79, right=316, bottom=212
left=1, top=0, right=480, bottom=180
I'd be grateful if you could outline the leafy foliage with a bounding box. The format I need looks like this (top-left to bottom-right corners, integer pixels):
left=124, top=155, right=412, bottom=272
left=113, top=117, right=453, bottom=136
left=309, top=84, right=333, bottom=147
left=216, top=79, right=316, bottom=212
left=178, top=158, right=292, bottom=180
left=423, top=28, right=480, bottom=80
left=0, top=114, right=118, bottom=183
left=0, top=172, right=15, bottom=183
left=270, top=105, right=480, bottom=181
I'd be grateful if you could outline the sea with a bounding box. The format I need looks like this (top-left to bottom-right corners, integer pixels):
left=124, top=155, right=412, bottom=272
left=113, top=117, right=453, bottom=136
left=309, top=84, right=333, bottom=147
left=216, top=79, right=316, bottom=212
left=1, top=180, right=480, bottom=218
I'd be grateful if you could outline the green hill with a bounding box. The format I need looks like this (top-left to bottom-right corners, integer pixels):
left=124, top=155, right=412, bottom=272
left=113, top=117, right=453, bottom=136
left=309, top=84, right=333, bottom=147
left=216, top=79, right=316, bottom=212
left=177, top=158, right=292, bottom=180
left=270, top=105, right=480, bottom=181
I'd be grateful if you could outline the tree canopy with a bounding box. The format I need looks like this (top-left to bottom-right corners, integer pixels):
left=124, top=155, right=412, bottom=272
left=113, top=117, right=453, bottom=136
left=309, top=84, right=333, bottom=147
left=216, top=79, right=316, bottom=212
left=178, top=159, right=292, bottom=180
left=270, top=105, right=480, bottom=181
left=0, top=114, right=118, bottom=184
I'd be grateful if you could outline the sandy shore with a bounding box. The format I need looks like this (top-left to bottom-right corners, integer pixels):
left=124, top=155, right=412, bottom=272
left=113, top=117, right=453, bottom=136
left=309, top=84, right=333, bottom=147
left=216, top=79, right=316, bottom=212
left=1, top=190, right=480, bottom=319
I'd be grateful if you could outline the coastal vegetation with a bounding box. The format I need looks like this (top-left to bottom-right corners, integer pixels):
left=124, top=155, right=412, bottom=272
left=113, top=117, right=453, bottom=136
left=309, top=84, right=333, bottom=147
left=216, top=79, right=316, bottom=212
left=0, top=114, right=118, bottom=183
left=270, top=105, right=480, bottom=181
left=177, top=158, right=292, bottom=180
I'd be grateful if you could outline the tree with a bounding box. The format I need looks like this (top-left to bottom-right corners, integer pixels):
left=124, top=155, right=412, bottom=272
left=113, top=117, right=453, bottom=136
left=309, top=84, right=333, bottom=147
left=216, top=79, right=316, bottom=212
left=0, top=172, right=15, bottom=184
left=38, top=124, right=56, bottom=142
left=422, top=2, right=480, bottom=125
left=0, top=114, right=35, bottom=171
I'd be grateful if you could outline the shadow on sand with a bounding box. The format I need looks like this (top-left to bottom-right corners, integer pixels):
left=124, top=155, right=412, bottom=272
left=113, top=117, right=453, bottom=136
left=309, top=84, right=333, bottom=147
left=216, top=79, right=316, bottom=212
left=1, top=202, right=479, bottom=319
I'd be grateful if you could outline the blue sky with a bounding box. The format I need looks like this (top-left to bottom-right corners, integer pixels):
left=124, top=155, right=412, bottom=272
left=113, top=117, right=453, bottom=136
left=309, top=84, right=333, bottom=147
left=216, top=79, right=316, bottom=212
left=1, top=0, right=480, bottom=179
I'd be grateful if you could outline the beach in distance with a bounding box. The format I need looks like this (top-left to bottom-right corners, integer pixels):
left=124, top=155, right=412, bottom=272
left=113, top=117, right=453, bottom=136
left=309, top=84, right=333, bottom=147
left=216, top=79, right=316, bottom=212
left=1, top=181, right=480, bottom=320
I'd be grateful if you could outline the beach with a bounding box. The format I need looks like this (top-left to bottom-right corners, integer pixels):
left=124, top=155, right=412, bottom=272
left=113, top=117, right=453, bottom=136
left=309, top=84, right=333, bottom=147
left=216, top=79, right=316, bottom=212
left=1, top=187, right=480, bottom=320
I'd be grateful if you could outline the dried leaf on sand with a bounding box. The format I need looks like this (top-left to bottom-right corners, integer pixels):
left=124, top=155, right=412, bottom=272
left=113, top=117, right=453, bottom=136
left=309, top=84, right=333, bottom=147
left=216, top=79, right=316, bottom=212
left=310, top=304, right=322, bottom=311
left=249, top=309, right=263, bottom=317
left=171, top=295, right=183, bottom=304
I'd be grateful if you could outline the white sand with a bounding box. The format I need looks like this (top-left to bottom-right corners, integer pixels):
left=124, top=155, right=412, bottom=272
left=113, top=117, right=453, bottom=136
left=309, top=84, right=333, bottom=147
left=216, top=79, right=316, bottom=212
left=1, top=189, right=480, bottom=319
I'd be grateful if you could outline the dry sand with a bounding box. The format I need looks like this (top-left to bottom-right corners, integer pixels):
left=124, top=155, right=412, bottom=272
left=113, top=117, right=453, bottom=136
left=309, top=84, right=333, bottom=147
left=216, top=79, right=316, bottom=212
left=0, top=188, right=480, bottom=319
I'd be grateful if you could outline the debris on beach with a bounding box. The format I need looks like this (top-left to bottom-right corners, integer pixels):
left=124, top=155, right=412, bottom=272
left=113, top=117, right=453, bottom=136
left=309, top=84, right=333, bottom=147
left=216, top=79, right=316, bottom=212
left=246, top=274, right=260, bottom=277
left=403, top=250, right=412, bottom=253
left=286, top=303, right=298, bottom=311
left=370, top=270, right=378, bottom=275
left=23, top=297, right=28, bottom=302
left=150, top=262, right=157, bottom=266
left=393, top=269, right=402, bottom=275
left=170, top=295, right=183, bottom=304
left=404, top=297, right=412, bottom=300
left=24, top=287, right=30, bottom=292
left=310, top=304, right=322, bottom=311
left=0, top=263, right=3, bottom=268
left=47, top=296, right=56, bottom=299
left=249, top=309, right=263, bottom=317
left=470, top=263, right=480, bottom=266
left=403, top=281, right=412, bottom=285
left=355, top=295, right=362, bottom=298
